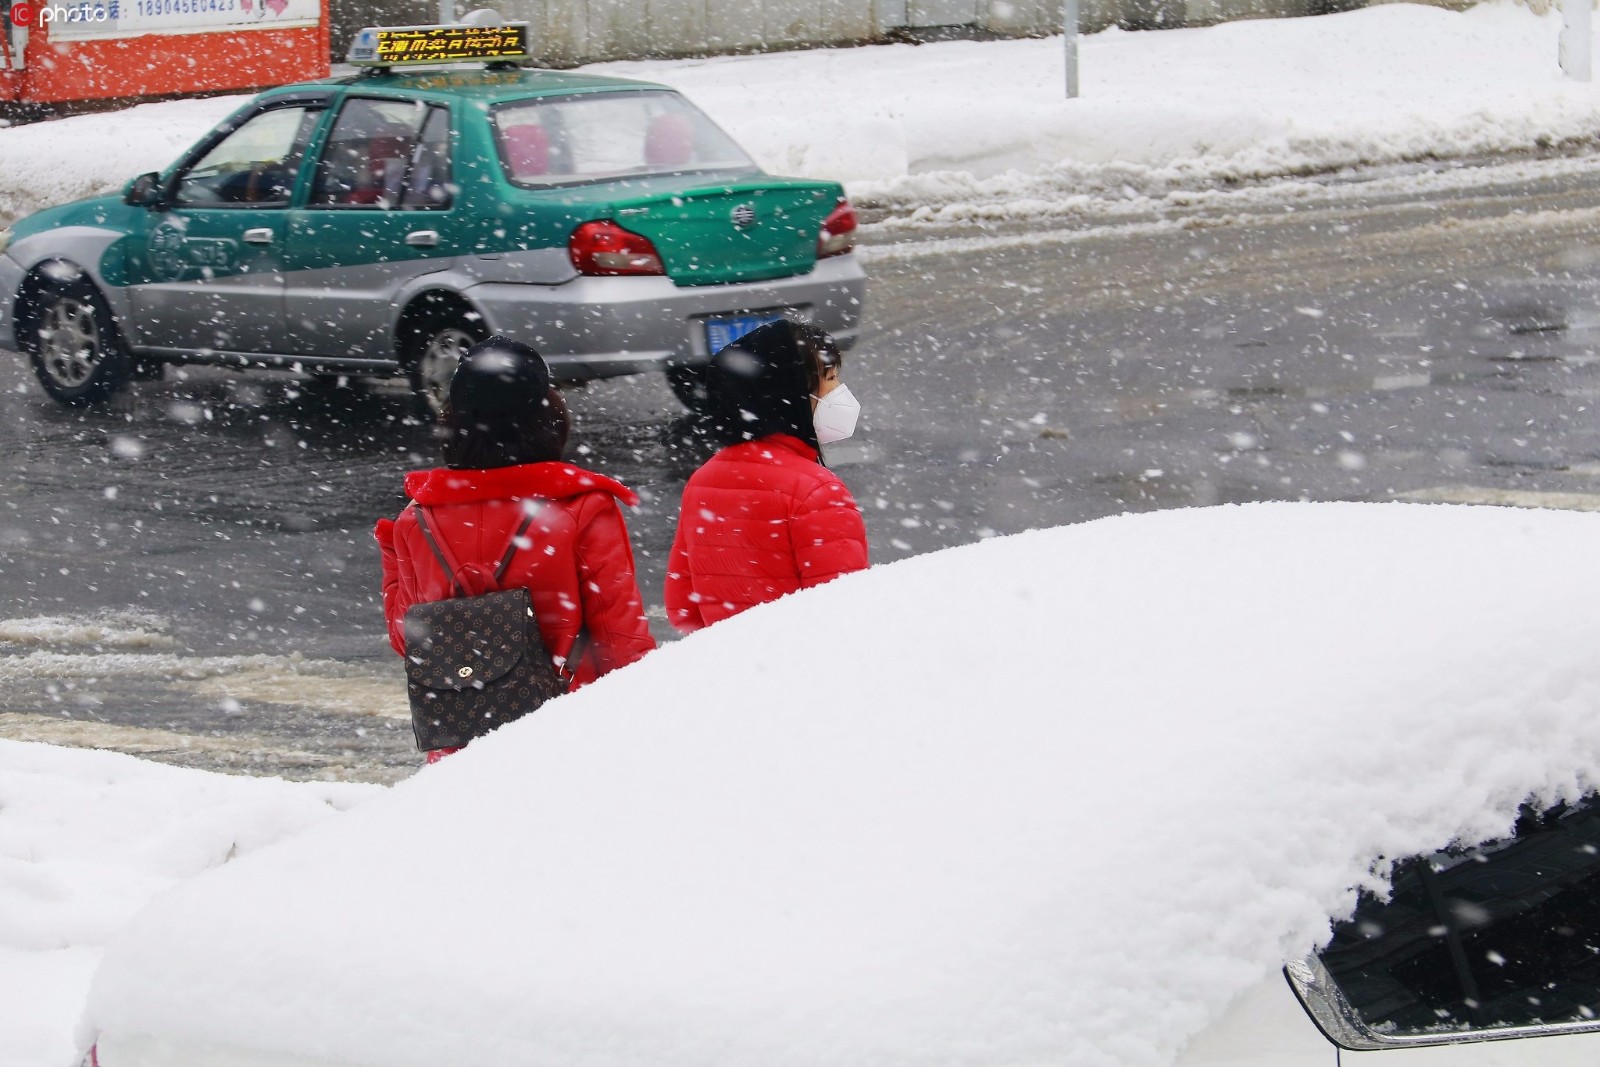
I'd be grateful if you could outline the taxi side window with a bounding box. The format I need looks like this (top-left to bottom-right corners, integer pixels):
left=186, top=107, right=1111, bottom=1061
left=1310, top=796, right=1600, bottom=1043
left=310, top=98, right=450, bottom=210
left=173, top=106, right=320, bottom=208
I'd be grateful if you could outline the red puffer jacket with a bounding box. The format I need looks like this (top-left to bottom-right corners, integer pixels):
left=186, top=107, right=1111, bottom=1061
left=665, top=434, right=868, bottom=632
left=376, top=462, right=655, bottom=688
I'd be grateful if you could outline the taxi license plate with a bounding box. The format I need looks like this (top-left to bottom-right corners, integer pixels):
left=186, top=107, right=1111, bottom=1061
left=705, top=312, right=786, bottom=354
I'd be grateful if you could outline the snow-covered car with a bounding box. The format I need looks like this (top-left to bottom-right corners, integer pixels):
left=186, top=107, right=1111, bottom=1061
left=77, top=502, right=1600, bottom=1067
left=0, top=21, right=864, bottom=412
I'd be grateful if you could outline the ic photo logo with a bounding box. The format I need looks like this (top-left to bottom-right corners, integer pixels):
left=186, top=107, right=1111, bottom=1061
left=8, top=1, right=112, bottom=25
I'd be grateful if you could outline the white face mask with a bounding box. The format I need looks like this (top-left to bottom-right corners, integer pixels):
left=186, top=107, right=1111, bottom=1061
left=813, top=383, right=860, bottom=445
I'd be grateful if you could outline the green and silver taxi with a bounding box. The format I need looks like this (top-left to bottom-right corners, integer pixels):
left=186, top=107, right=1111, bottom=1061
left=0, top=21, right=865, bottom=410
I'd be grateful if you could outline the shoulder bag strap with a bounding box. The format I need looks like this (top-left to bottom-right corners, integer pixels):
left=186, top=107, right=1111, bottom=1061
left=413, top=506, right=466, bottom=598
left=415, top=506, right=539, bottom=597
left=490, top=503, right=587, bottom=684
left=493, top=510, right=539, bottom=585
left=559, top=629, right=592, bottom=687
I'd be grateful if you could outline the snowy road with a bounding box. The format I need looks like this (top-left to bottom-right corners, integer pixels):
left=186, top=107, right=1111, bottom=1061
left=5, top=157, right=1600, bottom=781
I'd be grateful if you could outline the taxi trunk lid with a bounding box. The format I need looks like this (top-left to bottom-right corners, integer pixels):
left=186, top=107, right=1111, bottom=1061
left=601, top=178, right=843, bottom=287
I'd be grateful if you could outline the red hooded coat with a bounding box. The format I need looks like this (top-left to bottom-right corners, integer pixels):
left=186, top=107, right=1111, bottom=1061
left=376, top=462, right=655, bottom=688
left=665, top=434, right=868, bottom=632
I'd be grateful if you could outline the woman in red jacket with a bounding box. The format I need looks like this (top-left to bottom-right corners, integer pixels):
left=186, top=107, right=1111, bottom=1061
left=376, top=337, right=655, bottom=762
left=665, top=320, right=869, bottom=633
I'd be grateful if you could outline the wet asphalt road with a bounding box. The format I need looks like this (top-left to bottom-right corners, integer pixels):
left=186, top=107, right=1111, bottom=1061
left=6, top=157, right=1600, bottom=781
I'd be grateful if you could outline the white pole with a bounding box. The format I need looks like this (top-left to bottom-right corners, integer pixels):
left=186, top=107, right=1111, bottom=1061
left=1064, top=0, right=1080, bottom=97
left=1562, top=0, right=1592, bottom=81
left=439, top=0, right=455, bottom=24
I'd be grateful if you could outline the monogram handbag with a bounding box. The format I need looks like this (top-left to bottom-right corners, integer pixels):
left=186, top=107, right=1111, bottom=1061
left=402, top=506, right=575, bottom=752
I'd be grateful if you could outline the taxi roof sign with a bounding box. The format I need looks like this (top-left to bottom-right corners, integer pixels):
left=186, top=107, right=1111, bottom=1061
left=347, top=22, right=534, bottom=68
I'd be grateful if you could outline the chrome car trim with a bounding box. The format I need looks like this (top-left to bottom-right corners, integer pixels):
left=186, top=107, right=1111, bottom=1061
left=1285, top=953, right=1600, bottom=1049
left=132, top=346, right=403, bottom=371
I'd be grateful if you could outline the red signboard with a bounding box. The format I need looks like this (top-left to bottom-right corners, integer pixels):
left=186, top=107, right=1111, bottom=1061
left=1, top=0, right=327, bottom=112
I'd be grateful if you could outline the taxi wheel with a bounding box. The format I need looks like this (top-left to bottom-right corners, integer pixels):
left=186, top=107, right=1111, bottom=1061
left=666, top=364, right=710, bottom=410
left=404, top=316, right=485, bottom=416
left=25, top=279, right=131, bottom=407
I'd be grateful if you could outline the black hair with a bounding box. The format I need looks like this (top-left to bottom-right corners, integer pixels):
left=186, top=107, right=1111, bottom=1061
left=439, top=336, right=565, bottom=469
left=702, top=320, right=843, bottom=453
left=441, top=386, right=569, bottom=469
left=798, top=324, right=843, bottom=399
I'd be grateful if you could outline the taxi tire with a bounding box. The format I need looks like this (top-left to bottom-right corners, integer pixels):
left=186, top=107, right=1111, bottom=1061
left=24, top=278, right=131, bottom=408
left=666, top=364, right=710, bottom=410
left=401, top=307, right=486, bottom=417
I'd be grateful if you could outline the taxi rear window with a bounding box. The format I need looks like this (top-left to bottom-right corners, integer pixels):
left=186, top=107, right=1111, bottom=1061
left=491, top=90, right=755, bottom=188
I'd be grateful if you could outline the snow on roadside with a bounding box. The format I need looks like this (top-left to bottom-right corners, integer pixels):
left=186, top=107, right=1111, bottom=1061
left=610, top=0, right=1600, bottom=216
left=0, top=739, right=382, bottom=1067
left=0, top=95, right=243, bottom=224
left=2, top=2, right=1598, bottom=225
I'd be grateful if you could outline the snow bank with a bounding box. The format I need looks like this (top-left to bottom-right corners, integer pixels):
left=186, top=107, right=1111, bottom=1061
left=3, top=2, right=1598, bottom=224
left=0, top=95, right=242, bottom=224
left=83, top=502, right=1600, bottom=1067
left=0, top=742, right=381, bottom=1067
left=610, top=0, right=1600, bottom=215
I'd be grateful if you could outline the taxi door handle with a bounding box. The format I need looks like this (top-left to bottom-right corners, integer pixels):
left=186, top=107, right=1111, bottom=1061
left=406, top=230, right=440, bottom=248
left=242, top=228, right=274, bottom=245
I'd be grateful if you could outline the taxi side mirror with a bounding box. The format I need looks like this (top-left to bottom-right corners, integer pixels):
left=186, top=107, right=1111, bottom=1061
left=124, top=172, right=164, bottom=208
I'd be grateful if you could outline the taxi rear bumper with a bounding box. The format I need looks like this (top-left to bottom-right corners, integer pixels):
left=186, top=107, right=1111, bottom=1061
left=467, top=254, right=866, bottom=381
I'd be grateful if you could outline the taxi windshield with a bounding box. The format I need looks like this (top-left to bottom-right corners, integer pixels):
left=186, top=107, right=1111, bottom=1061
left=491, top=90, right=757, bottom=188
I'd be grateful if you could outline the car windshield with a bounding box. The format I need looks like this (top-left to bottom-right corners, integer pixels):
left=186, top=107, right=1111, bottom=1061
left=491, top=90, right=757, bottom=187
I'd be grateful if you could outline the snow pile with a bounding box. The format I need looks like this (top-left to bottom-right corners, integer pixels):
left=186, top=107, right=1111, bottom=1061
left=3, top=2, right=1599, bottom=223
left=0, top=742, right=380, bottom=1067
left=82, top=502, right=1600, bottom=1067
left=0, top=95, right=241, bottom=223
left=619, top=0, right=1600, bottom=214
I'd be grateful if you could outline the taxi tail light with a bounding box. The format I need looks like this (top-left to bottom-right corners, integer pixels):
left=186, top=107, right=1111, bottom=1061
left=569, top=221, right=666, bottom=277
left=817, top=198, right=857, bottom=259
